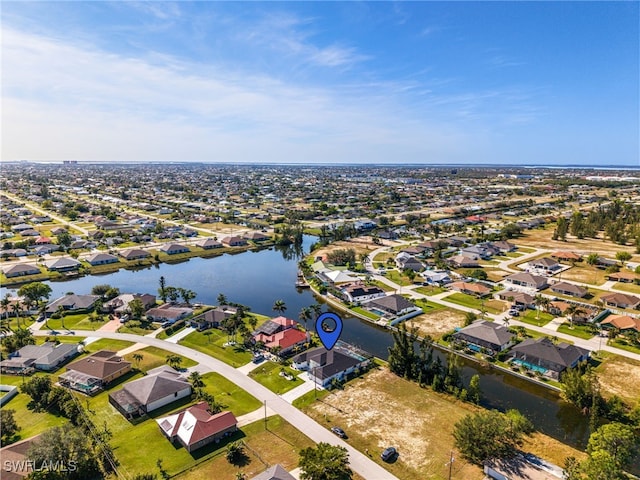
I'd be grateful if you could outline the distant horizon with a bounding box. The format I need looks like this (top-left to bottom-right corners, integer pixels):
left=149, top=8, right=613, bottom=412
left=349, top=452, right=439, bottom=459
left=2, top=2, right=638, bottom=165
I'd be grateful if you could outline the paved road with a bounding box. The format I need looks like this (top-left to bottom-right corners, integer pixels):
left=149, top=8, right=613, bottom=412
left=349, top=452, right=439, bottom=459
left=32, top=329, right=399, bottom=480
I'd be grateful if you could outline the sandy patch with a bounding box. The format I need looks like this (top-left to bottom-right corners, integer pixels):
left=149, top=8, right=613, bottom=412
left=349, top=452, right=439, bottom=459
left=516, top=229, right=639, bottom=259
left=408, top=309, right=466, bottom=339
left=597, top=356, right=640, bottom=403
left=313, top=239, right=378, bottom=260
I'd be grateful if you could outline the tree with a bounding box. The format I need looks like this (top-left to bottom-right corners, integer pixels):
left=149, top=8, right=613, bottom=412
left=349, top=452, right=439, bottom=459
left=158, top=276, right=167, bottom=303
left=0, top=409, right=19, bottom=445
left=463, top=311, right=477, bottom=327
left=565, top=304, right=586, bottom=328
left=91, top=284, right=113, bottom=297
left=586, top=422, right=638, bottom=470
left=217, top=293, right=228, bottom=306
left=534, top=294, right=550, bottom=323
left=299, top=307, right=312, bottom=334
left=299, top=442, right=352, bottom=480
left=468, top=374, right=481, bottom=404
left=165, top=287, right=180, bottom=303
left=226, top=441, right=247, bottom=466
left=188, top=371, right=205, bottom=389
left=17, top=282, right=52, bottom=306
left=586, top=253, right=599, bottom=266
left=128, top=298, right=145, bottom=320
left=615, top=251, right=632, bottom=264
left=165, top=354, right=183, bottom=370
left=178, top=288, right=196, bottom=305
left=1, top=293, right=11, bottom=323
left=272, top=300, right=287, bottom=315
left=132, top=353, right=144, bottom=369
left=453, top=409, right=533, bottom=464
left=560, top=365, right=599, bottom=411
left=2, top=327, right=35, bottom=354
left=553, top=216, right=569, bottom=241
left=27, top=424, right=103, bottom=480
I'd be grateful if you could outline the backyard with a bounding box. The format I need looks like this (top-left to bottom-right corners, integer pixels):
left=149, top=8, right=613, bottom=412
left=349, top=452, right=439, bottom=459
left=247, top=361, right=304, bottom=394
left=445, top=293, right=506, bottom=314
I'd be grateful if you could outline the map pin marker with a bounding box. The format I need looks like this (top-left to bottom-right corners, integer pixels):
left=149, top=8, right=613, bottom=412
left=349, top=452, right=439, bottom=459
left=315, top=312, right=343, bottom=351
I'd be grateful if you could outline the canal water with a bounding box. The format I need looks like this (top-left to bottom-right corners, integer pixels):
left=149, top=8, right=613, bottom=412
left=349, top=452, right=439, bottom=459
left=2, top=236, right=592, bottom=449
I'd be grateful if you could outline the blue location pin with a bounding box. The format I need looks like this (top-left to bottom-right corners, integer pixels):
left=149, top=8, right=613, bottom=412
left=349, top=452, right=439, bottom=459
left=315, top=312, right=343, bottom=351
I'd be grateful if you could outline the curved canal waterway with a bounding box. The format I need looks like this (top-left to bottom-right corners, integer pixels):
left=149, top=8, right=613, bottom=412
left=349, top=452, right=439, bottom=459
left=2, top=236, right=592, bottom=449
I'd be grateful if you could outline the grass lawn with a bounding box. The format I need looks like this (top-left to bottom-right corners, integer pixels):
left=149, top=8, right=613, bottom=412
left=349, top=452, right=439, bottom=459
left=124, top=346, right=197, bottom=371
left=0, top=375, right=69, bottom=441
left=351, top=306, right=379, bottom=320
left=83, top=338, right=134, bottom=353
left=414, top=285, right=447, bottom=296
left=556, top=323, right=595, bottom=340
left=607, top=338, right=640, bottom=355
left=35, top=335, right=84, bottom=345
left=384, top=269, right=416, bottom=287
left=179, top=330, right=253, bottom=367
left=174, top=416, right=318, bottom=480
left=371, top=280, right=395, bottom=292
left=248, top=361, right=304, bottom=394
left=6, top=316, right=35, bottom=330
left=43, top=313, right=107, bottom=331
left=558, top=264, right=607, bottom=286
left=613, top=282, right=640, bottom=295
left=517, top=310, right=554, bottom=327
left=445, top=293, right=504, bottom=314
left=200, top=372, right=262, bottom=415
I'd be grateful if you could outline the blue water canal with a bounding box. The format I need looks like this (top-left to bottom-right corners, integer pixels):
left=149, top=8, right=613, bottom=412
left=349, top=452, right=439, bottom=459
left=2, top=236, right=592, bottom=450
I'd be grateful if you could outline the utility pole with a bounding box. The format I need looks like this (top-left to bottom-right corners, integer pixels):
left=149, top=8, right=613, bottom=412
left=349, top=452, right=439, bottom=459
left=264, top=400, right=267, bottom=431
left=448, top=450, right=454, bottom=480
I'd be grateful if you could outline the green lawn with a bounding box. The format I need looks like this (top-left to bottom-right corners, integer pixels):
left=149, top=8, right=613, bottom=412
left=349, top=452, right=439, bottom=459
left=179, top=330, right=253, bottom=367
left=445, top=293, right=503, bottom=314
left=352, top=306, right=380, bottom=320
left=124, top=346, right=197, bottom=372
left=517, top=310, right=554, bottom=327
left=384, top=269, right=416, bottom=287
left=200, top=372, right=262, bottom=415
left=248, top=361, right=304, bottom=394
left=608, top=338, right=640, bottom=355
left=414, top=285, right=448, bottom=296
left=83, top=338, right=134, bottom=353
left=371, top=280, right=395, bottom=292
left=413, top=298, right=448, bottom=314
left=556, top=323, right=596, bottom=340
left=613, top=282, right=640, bottom=295
left=43, top=313, right=108, bottom=331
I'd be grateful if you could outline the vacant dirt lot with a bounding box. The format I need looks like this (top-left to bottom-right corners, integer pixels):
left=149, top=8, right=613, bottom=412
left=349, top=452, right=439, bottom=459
left=409, top=308, right=467, bottom=339
left=313, top=239, right=378, bottom=261
left=596, top=354, right=640, bottom=403
left=307, top=369, right=483, bottom=480
left=516, top=228, right=639, bottom=259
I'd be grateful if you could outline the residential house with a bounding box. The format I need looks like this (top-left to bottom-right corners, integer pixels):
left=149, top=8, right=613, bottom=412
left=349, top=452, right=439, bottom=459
left=549, top=281, right=589, bottom=298
left=600, top=314, right=640, bottom=333
left=364, top=294, right=421, bottom=318
left=420, top=270, right=452, bottom=285
left=448, top=254, right=479, bottom=268
left=34, top=236, right=51, bottom=245
left=253, top=316, right=297, bottom=336
left=496, top=291, right=534, bottom=309
left=221, top=236, right=247, bottom=247
left=600, top=293, right=640, bottom=310
left=109, top=366, right=192, bottom=419
left=159, top=243, right=190, bottom=255
left=450, top=281, right=491, bottom=297
left=103, top=293, right=157, bottom=314
left=595, top=257, right=617, bottom=269
left=0, top=342, right=80, bottom=375
left=340, top=282, right=386, bottom=303
left=528, top=257, right=562, bottom=276
left=509, top=337, right=590, bottom=379
left=461, top=245, right=493, bottom=260
left=551, top=251, right=582, bottom=262
left=490, top=241, right=516, bottom=253
left=253, top=327, right=307, bottom=355
left=292, top=345, right=370, bottom=388
left=44, top=257, right=81, bottom=272
left=195, top=238, right=223, bottom=250
left=504, top=272, right=548, bottom=291
left=2, top=263, right=41, bottom=278
left=156, top=402, right=238, bottom=453
left=119, top=248, right=151, bottom=260
left=189, top=307, right=235, bottom=331
left=607, top=271, right=639, bottom=284
left=60, top=351, right=132, bottom=394
left=146, top=304, right=193, bottom=324
left=400, top=246, right=426, bottom=256
left=85, top=252, right=119, bottom=266
left=46, top=294, right=100, bottom=315
left=395, top=252, right=424, bottom=271
left=32, top=245, right=60, bottom=255
left=452, top=320, right=515, bottom=355
left=243, top=232, right=270, bottom=242
left=251, top=465, right=297, bottom=480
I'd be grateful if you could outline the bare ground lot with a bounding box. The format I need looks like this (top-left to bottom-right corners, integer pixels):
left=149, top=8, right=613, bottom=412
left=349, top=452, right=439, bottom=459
left=595, top=354, right=640, bottom=404
left=313, top=239, right=379, bottom=260
left=408, top=308, right=467, bottom=339
left=516, top=228, right=639, bottom=259
left=304, top=369, right=585, bottom=480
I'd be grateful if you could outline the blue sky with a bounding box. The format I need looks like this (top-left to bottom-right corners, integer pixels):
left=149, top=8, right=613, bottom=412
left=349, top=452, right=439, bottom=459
left=2, top=1, right=638, bottom=165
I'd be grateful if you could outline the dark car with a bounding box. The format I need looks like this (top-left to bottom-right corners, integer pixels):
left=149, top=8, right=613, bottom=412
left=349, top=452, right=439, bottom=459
left=331, top=426, right=346, bottom=438
left=381, top=447, right=397, bottom=462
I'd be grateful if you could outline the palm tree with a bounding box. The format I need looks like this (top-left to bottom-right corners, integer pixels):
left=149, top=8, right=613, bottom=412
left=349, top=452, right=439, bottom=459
left=586, top=253, right=599, bottom=266
left=188, top=371, right=205, bottom=389
left=272, top=300, right=287, bottom=315
left=217, top=293, right=228, bottom=306
left=534, top=294, right=549, bottom=323
left=310, top=304, right=323, bottom=318
left=1, top=294, right=11, bottom=323
left=565, top=304, right=586, bottom=328
left=166, top=354, right=183, bottom=370
left=299, top=307, right=312, bottom=339
left=132, top=353, right=143, bottom=369
left=11, top=301, right=22, bottom=329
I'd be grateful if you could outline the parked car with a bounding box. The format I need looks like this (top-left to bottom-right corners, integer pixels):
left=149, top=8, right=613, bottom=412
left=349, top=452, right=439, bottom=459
left=161, top=321, right=172, bottom=328
left=508, top=309, right=519, bottom=317
left=381, top=447, right=397, bottom=462
left=331, top=426, right=346, bottom=438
